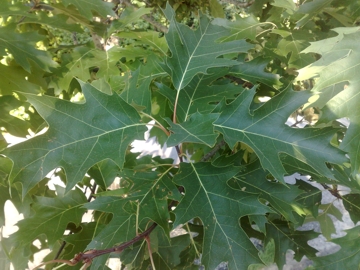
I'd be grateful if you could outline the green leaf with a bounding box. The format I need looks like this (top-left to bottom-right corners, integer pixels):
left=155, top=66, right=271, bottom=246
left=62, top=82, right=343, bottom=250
left=85, top=198, right=136, bottom=269
left=342, top=194, right=360, bottom=223
left=52, top=47, right=120, bottom=92
left=173, top=162, right=270, bottom=269
left=110, top=6, right=152, bottom=33
left=230, top=56, right=281, bottom=88
left=272, top=0, right=296, bottom=13
left=120, top=55, right=166, bottom=114
left=0, top=64, right=42, bottom=95
left=311, top=225, right=360, bottom=269
left=295, top=0, right=334, bottom=28
left=87, top=159, right=120, bottom=190
left=233, top=160, right=305, bottom=225
left=117, top=31, right=168, bottom=56
left=265, top=220, right=319, bottom=268
left=214, top=85, right=347, bottom=183
left=297, top=28, right=360, bottom=176
left=213, top=14, right=268, bottom=41
left=11, top=186, right=87, bottom=247
left=294, top=180, right=322, bottom=218
left=157, top=67, right=243, bottom=123
left=86, top=166, right=181, bottom=268
left=0, top=24, right=58, bottom=72
left=19, top=13, right=84, bottom=33
left=116, top=168, right=181, bottom=231
left=3, top=82, right=146, bottom=196
left=0, top=95, right=31, bottom=137
left=163, top=4, right=253, bottom=90
left=165, top=112, right=219, bottom=147
left=273, top=29, right=313, bottom=68
left=62, top=0, right=115, bottom=20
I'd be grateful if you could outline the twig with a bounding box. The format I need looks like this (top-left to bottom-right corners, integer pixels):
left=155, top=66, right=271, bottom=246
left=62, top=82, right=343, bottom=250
left=33, top=223, right=158, bottom=270
left=201, top=140, right=226, bottom=162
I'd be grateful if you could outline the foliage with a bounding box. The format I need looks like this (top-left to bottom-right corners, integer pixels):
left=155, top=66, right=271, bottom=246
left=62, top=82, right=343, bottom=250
left=0, top=0, right=360, bottom=269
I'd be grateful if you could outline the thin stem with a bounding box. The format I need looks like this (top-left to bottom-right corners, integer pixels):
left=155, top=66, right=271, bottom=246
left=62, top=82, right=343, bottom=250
left=146, top=236, right=156, bottom=270
left=185, top=223, right=201, bottom=257
left=140, top=112, right=170, bottom=136
left=173, top=90, right=181, bottom=124
left=201, top=140, right=226, bottom=162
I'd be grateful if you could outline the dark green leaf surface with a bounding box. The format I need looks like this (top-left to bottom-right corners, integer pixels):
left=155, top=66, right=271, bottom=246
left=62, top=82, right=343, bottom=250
left=11, top=187, right=87, bottom=247
left=3, top=82, right=146, bottom=195
left=342, top=194, right=360, bottom=223
left=214, top=85, right=347, bottom=183
left=85, top=198, right=136, bottom=269
left=233, top=160, right=305, bottom=225
left=166, top=112, right=219, bottom=147
left=157, top=68, right=243, bottom=123
left=163, top=4, right=253, bottom=90
left=265, top=220, right=319, bottom=268
left=173, top=162, right=270, bottom=269
left=230, top=56, right=281, bottom=88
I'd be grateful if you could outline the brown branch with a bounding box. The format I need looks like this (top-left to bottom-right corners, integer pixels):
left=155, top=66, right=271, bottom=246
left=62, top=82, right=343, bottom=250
left=33, top=223, right=158, bottom=270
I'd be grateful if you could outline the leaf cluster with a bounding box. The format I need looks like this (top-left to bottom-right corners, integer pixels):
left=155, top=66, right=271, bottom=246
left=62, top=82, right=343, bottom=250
left=1, top=0, right=360, bottom=269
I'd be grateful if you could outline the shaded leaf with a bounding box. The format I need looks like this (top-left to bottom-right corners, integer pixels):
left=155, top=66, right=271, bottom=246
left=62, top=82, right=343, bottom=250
left=165, top=112, right=219, bottom=147
left=233, top=160, right=305, bottom=225
left=0, top=24, right=58, bottom=72
left=0, top=64, right=41, bottom=95
left=230, top=56, right=281, bottom=88
left=342, top=194, right=360, bottom=223
left=311, top=225, right=360, bottom=269
left=62, top=0, right=115, bottom=20
left=157, top=67, right=243, bottom=123
left=265, top=220, right=319, bottom=268
left=87, top=159, right=120, bottom=190
left=173, top=162, right=270, bottom=269
left=11, top=187, right=87, bottom=247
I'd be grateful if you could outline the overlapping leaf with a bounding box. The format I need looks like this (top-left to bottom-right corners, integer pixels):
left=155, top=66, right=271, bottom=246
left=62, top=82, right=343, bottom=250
left=230, top=56, right=282, bottom=88
left=162, top=4, right=253, bottom=90
left=214, top=85, right=347, bottom=183
left=3, top=82, right=146, bottom=196
left=297, top=27, right=360, bottom=175
left=157, top=67, right=243, bottom=123
left=0, top=24, right=58, bottom=73
left=11, top=187, right=87, bottom=247
left=85, top=167, right=181, bottom=268
left=265, top=220, right=319, bottom=268
left=62, top=0, right=115, bottom=20
left=311, top=225, right=360, bottom=269
left=120, top=55, right=166, bottom=114
left=173, top=162, right=270, bottom=270
left=165, top=112, right=219, bottom=147
left=233, top=160, right=305, bottom=225
left=85, top=198, right=136, bottom=269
